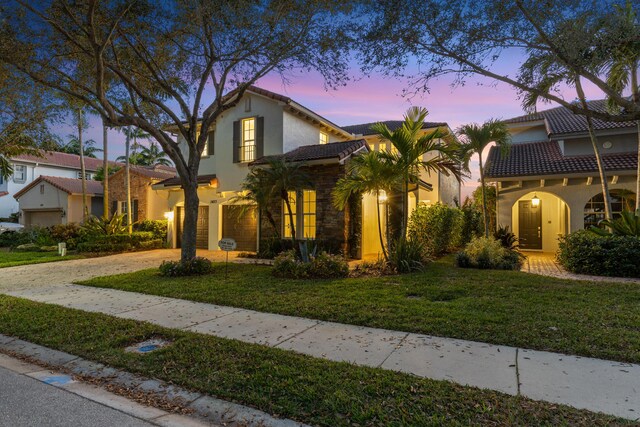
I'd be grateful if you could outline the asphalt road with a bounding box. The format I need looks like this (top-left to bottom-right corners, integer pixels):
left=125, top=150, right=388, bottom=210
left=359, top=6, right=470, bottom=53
left=0, top=366, right=154, bottom=427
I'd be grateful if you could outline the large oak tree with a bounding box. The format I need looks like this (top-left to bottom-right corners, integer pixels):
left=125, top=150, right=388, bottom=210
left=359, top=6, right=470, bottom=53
left=0, top=0, right=352, bottom=260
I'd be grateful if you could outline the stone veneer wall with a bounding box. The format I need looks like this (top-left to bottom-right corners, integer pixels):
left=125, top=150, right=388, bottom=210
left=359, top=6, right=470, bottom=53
left=107, top=170, right=150, bottom=219
left=260, top=163, right=357, bottom=256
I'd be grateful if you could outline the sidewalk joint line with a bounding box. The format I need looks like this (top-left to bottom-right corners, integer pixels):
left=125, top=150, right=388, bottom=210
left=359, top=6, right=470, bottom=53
left=515, top=348, right=521, bottom=396
left=113, top=300, right=172, bottom=315
left=273, top=320, right=322, bottom=348
left=179, top=309, right=244, bottom=330
left=378, top=333, right=409, bottom=368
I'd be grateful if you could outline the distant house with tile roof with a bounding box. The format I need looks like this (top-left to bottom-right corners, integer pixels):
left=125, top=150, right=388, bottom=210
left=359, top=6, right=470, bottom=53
left=13, top=176, right=104, bottom=227
left=152, top=86, right=459, bottom=257
left=0, top=150, right=118, bottom=220
left=485, top=100, right=638, bottom=252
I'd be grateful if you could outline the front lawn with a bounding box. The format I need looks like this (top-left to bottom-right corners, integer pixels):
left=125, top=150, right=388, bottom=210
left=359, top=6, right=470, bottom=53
left=0, top=295, right=623, bottom=426
left=0, top=251, right=83, bottom=268
left=79, top=257, right=640, bottom=364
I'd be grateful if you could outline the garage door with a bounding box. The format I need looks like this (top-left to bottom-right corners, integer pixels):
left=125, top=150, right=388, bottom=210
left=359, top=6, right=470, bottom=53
left=24, top=210, right=63, bottom=228
left=222, top=205, right=257, bottom=252
left=176, top=206, right=209, bottom=249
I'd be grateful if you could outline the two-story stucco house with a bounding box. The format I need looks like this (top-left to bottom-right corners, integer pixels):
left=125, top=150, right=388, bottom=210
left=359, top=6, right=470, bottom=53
left=485, top=100, right=638, bottom=252
left=0, top=151, right=108, bottom=220
left=154, top=86, right=461, bottom=257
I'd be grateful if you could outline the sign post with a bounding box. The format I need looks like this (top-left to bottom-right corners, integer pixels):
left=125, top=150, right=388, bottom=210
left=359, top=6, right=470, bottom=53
left=218, top=238, right=237, bottom=279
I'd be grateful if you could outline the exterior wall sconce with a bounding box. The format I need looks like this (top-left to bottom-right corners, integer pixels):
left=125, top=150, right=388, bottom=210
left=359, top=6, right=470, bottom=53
left=378, top=190, right=388, bottom=203
left=164, top=211, right=174, bottom=221
left=531, top=194, right=540, bottom=207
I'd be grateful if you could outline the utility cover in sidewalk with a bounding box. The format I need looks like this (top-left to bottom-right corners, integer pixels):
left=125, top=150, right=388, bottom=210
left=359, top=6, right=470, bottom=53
left=125, top=338, right=171, bottom=354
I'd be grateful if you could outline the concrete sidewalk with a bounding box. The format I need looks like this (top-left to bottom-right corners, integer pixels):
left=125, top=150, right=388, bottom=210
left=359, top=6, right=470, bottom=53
left=3, top=282, right=639, bottom=421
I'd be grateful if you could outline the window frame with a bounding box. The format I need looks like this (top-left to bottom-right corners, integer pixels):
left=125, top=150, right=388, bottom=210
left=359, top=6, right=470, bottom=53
left=239, top=117, right=256, bottom=163
left=13, top=165, right=26, bottom=183
left=319, top=131, right=328, bottom=145
left=282, top=189, right=317, bottom=240
left=584, top=190, right=636, bottom=228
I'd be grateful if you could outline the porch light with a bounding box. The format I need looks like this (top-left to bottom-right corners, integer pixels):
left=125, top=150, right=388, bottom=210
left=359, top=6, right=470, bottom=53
left=531, top=194, right=540, bottom=207
left=164, top=211, right=174, bottom=221
left=378, top=190, right=388, bottom=203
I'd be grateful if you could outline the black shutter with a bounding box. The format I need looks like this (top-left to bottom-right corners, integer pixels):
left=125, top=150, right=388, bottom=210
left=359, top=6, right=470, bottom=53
left=208, top=130, right=215, bottom=156
left=256, top=116, right=264, bottom=160
left=232, top=120, right=240, bottom=163
left=132, top=199, right=139, bottom=222
left=111, top=201, right=117, bottom=217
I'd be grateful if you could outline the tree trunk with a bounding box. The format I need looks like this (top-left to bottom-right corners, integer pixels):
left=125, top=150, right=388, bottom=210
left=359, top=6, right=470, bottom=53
left=635, top=120, right=639, bottom=213
left=125, top=126, right=132, bottom=234
left=102, top=119, right=109, bottom=219
left=283, top=191, right=296, bottom=247
left=632, top=66, right=639, bottom=212
left=478, top=151, right=489, bottom=237
left=78, top=108, right=88, bottom=220
left=577, top=79, right=612, bottom=220
left=376, top=191, right=389, bottom=261
left=401, top=176, right=409, bottom=239
left=181, top=180, right=199, bottom=261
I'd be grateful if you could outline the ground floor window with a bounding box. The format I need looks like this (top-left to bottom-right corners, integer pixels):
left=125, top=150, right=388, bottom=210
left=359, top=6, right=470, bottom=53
left=282, top=190, right=316, bottom=239
left=584, top=190, right=636, bottom=228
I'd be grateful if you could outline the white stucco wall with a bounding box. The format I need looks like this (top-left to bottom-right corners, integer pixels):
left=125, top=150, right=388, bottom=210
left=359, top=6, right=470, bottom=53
left=508, top=123, right=548, bottom=144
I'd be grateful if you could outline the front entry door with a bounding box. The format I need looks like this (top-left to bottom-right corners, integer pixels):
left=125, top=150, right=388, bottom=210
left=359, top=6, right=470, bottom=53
left=519, top=200, right=542, bottom=250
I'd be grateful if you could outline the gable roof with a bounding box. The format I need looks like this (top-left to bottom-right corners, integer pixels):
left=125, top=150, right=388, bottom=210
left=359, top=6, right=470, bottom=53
left=504, top=100, right=637, bottom=136
left=251, top=139, right=369, bottom=165
left=485, top=141, right=637, bottom=179
left=341, top=121, right=448, bottom=136
left=109, top=165, right=176, bottom=181
left=14, top=176, right=104, bottom=199
left=154, top=174, right=217, bottom=188
left=12, top=150, right=119, bottom=172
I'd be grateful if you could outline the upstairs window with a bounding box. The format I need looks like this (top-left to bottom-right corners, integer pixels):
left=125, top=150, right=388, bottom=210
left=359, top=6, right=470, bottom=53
left=198, top=130, right=214, bottom=157
left=240, top=118, right=256, bottom=162
left=13, top=165, right=26, bottom=183
left=319, top=131, right=328, bottom=145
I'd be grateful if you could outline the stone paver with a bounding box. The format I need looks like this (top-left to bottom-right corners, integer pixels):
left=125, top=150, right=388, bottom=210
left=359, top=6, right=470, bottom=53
left=521, top=251, right=640, bottom=284
left=1, top=250, right=639, bottom=420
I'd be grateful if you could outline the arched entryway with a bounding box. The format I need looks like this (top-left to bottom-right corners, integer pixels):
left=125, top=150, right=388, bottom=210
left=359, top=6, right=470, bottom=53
left=511, top=191, right=570, bottom=252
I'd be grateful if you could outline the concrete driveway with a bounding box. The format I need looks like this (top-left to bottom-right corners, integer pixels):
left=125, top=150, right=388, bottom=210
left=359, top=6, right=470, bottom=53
left=0, top=249, right=241, bottom=291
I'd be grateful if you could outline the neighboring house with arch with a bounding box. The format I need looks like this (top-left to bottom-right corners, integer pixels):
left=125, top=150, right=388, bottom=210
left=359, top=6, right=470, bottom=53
left=485, top=100, right=637, bottom=252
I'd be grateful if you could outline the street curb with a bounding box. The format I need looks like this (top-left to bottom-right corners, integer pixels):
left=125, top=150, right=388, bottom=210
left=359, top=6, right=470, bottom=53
left=0, top=333, right=307, bottom=427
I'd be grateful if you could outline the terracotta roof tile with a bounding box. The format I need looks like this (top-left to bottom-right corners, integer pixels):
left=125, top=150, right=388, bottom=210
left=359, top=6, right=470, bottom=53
left=155, top=174, right=217, bottom=188
left=12, top=150, right=120, bottom=171
left=14, top=176, right=104, bottom=199
left=485, top=141, right=637, bottom=178
left=504, top=100, right=636, bottom=135
left=251, top=139, right=368, bottom=165
left=341, top=121, right=448, bottom=136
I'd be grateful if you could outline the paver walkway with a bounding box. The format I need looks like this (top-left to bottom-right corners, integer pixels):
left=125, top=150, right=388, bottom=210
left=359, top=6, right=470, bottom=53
left=0, top=250, right=639, bottom=420
left=521, top=251, right=640, bottom=284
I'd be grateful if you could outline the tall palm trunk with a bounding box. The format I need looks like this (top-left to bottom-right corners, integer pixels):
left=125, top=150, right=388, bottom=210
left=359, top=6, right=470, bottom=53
left=577, top=79, right=613, bottom=220
left=125, top=126, right=132, bottom=234
left=376, top=191, right=389, bottom=261
left=478, top=151, right=490, bottom=237
left=631, top=65, right=640, bottom=212
left=102, top=119, right=109, bottom=218
left=78, top=108, right=88, bottom=220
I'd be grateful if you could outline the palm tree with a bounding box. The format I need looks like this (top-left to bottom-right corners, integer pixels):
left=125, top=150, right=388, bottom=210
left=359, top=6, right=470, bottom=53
left=333, top=151, right=398, bottom=261
left=62, top=135, right=102, bottom=158
left=372, top=107, right=462, bottom=239
left=602, top=0, right=640, bottom=212
left=247, top=158, right=312, bottom=247
left=458, top=119, right=511, bottom=237
left=233, top=168, right=280, bottom=237
left=139, top=142, right=172, bottom=166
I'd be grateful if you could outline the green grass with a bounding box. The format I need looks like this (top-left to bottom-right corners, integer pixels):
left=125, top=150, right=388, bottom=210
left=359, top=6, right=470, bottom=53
left=0, top=295, right=625, bottom=426
left=79, top=257, right=640, bottom=364
left=0, top=251, right=83, bottom=268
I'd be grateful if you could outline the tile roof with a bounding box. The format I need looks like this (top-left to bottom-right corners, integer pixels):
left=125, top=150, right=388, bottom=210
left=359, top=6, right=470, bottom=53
left=12, top=150, right=119, bottom=171
left=341, top=121, right=448, bottom=136
left=154, top=174, right=217, bottom=188
left=485, top=141, right=638, bottom=178
left=14, top=176, right=104, bottom=199
left=251, top=139, right=369, bottom=165
left=116, top=165, right=176, bottom=180
left=504, top=100, right=637, bottom=136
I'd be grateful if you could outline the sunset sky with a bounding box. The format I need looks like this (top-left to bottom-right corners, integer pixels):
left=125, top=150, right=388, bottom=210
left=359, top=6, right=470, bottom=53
left=54, top=61, right=605, bottom=201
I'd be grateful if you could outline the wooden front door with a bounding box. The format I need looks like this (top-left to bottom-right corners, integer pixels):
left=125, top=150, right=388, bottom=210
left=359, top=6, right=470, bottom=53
left=222, top=205, right=257, bottom=252
left=176, top=206, right=209, bottom=249
left=519, top=200, right=542, bottom=250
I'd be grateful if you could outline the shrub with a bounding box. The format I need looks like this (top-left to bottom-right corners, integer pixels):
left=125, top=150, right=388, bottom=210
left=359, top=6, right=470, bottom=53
left=76, top=232, right=158, bottom=253
left=0, top=231, right=32, bottom=248
left=408, top=203, right=463, bottom=256
left=272, top=250, right=349, bottom=279
left=557, top=230, right=640, bottom=277
left=388, top=238, right=428, bottom=273
left=76, top=242, right=133, bottom=253
left=456, top=236, right=524, bottom=270
left=258, top=238, right=293, bottom=259
left=493, top=225, right=519, bottom=250
left=49, top=223, right=81, bottom=243
left=159, top=257, right=212, bottom=277
left=81, top=214, right=127, bottom=236
left=349, top=258, right=395, bottom=277
left=134, top=219, right=168, bottom=240
left=459, top=202, right=484, bottom=246
left=138, top=239, right=164, bottom=250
